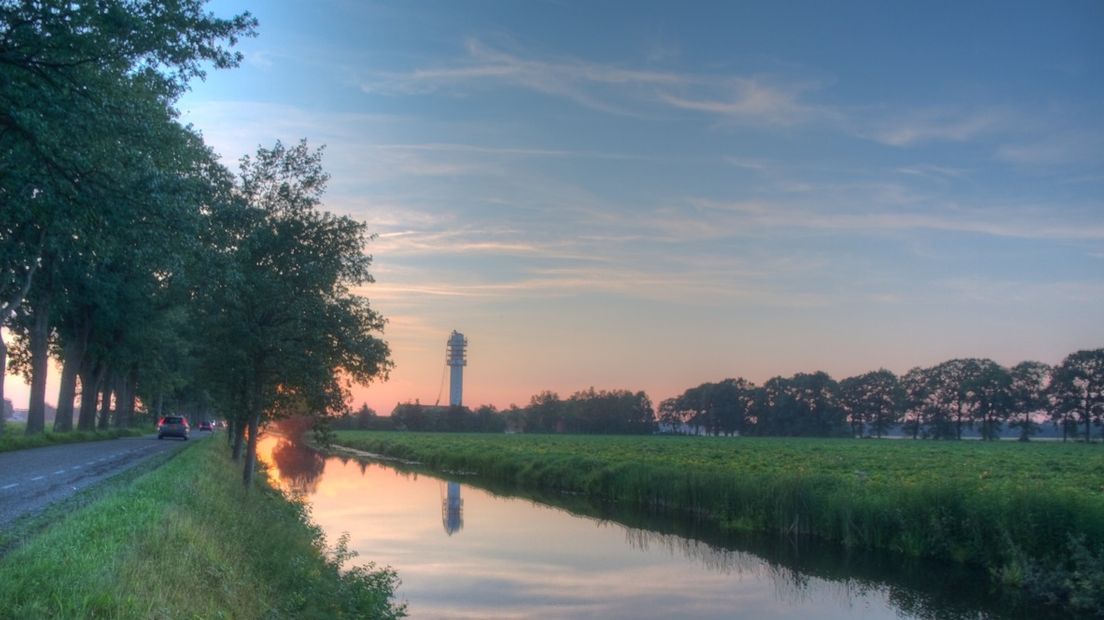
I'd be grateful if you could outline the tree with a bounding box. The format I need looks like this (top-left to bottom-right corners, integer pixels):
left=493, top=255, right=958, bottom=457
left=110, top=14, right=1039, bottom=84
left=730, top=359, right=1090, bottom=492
left=839, top=369, right=904, bottom=438
left=1, top=0, right=255, bottom=434
left=1050, top=349, right=1104, bottom=443
left=1008, top=361, right=1050, bottom=441
left=754, top=372, right=845, bottom=437
left=900, top=366, right=933, bottom=439
left=925, top=359, right=987, bottom=440
left=200, top=140, right=392, bottom=487
left=970, top=359, right=1012, bottom=441
left=524, top=391, right=563, bottom=433
left=563, top=387, right=654, bottom=434
left=661, top=378, right=755, bottom=436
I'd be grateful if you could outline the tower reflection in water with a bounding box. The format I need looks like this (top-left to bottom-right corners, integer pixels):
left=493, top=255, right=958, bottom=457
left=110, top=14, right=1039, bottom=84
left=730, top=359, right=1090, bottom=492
left=441, top=481, right=463, bottom=535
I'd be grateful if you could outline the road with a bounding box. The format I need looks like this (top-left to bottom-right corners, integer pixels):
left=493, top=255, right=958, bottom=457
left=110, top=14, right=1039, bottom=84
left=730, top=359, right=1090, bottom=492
left=0, top=431, right=210, bottom=527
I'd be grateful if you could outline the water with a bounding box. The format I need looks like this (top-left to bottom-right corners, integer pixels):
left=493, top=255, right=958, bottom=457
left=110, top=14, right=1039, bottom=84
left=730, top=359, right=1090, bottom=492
left=258, top=435, right=1046, bottom=619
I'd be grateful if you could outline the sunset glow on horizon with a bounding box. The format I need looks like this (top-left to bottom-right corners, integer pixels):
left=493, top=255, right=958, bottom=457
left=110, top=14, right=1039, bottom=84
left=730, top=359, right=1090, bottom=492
left=4, top=1, right=1102, bottom=415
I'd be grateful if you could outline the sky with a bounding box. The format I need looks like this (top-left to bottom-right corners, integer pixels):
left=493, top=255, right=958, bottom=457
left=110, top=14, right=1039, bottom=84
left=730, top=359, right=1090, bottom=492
left=5, top=1, right=1103, bottom=414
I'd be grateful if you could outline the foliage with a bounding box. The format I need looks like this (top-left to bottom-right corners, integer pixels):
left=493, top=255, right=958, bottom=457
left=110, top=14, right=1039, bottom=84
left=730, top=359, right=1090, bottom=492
left=0, top=436, right=405, bottom=618
left=1050, top=349, right=1104, bottom=443
left=658, top=378, right=754, bottom=436
left=507, top=388, right=654, bottom=434
left=1009, top=361, right=1051, bottom=441
left=390, top=403, right=503, bottom=433
left=1020, top=535, right=1104, bottom=614
left=198, top=140, right=392, bottom=485
left=839, top=369, right=903, bottom=438
left=1, top=0, right=255, bottom=435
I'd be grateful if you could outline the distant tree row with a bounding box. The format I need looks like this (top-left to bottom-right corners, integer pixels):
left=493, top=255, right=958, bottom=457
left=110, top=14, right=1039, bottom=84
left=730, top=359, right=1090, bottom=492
left=1, top=2, right=392, bottom=486
left=660, top=349, right=1104, bottom=441
left=365, top=388, right=655, bottom=435
left=506, top=388, right=655, bottom=434
left=352, top=348, right=1103, bottom=442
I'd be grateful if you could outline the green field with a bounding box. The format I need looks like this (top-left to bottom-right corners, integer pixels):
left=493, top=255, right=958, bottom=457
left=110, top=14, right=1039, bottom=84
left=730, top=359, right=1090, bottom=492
left=0, top=436, right=405, bottom=619
left=334, top=431, right=1104, bottom=612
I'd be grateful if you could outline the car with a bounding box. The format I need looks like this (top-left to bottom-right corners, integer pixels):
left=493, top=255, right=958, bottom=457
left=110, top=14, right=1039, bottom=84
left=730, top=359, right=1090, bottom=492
left=157, top=416, right=190, bottom=440
left=198, top=421, right=213, bottom=431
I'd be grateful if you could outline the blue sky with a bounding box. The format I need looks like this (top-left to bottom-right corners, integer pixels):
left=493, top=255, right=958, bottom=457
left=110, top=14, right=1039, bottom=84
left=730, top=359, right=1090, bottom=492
left=166, top=0, right=1104, bottom=413
left=11, top=0, right=1096, bottom=413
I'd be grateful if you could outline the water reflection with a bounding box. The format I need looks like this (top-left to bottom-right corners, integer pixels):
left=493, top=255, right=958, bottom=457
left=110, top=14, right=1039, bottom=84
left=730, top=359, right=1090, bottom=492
left=267, top=435, right=326, bottom=495
left=442, top=481, right=463, bottom=535
left=259, top=436, right=1057, bottom=620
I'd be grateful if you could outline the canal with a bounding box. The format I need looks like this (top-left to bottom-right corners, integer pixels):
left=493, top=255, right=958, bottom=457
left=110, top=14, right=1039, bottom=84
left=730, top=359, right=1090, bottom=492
left=257, top=434, right=1048, bottom=619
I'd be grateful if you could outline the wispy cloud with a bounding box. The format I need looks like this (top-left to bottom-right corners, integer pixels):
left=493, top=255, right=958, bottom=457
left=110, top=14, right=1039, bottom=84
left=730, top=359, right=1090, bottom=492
left=360, top=38, right=822, bottom=124
left=658, top=78, right=825, bottom=126
left=864, top=108, right=1007, bottom=146
left=894, top=164, right=969, bottom=181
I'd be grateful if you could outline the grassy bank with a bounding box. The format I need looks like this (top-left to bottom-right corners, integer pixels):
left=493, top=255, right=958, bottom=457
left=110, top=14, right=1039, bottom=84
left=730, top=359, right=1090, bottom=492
left=0, top=423, right=150, bottom=453
left=334, top=431, right=1104, bottom=614
left=0, top=435, right=405, bottom=619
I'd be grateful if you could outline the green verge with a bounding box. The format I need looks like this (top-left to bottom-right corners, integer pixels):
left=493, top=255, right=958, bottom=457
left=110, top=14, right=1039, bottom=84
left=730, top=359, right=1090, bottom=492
left=334, top=431, right=1104, bottom=614
left=0, top=424, right=150, bottom=453
left=0, top=435, right=405, bottom=619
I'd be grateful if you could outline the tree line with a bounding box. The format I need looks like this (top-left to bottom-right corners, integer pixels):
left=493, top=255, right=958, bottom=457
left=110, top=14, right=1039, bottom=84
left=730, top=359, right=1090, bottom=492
left=659, top=351, right=1103, bottom=441
left=341, top=348, right=1102, bottom=441
left=1, top=1, right=393, bottom=486
left=357, top=388, right=655, bottom=434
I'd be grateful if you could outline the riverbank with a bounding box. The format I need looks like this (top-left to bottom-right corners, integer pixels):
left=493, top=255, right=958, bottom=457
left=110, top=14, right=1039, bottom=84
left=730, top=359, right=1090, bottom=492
left=0, top=435, right=405, bottom=618
left=333, top=431, right=1104, bottom=615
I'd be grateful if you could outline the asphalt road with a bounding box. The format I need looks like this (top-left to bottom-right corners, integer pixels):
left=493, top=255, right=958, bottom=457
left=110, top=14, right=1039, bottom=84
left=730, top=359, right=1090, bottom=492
left=0, top=431, right=210, bottom=527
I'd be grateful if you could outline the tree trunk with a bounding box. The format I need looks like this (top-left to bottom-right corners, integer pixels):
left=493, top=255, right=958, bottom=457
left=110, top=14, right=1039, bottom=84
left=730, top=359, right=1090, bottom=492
left=77, top=357, right=100, bottom=430
left=231, top=419, right=244, bottom=461
left=77, top=359, right=104, bottom=431
left=52, top=336, right=87, bottom=432
left=121, top=370, right=136, bottom=427
left=98, top=372, right=113, bottom=429
left=1087, top=412, right=1093, bottom=443
left=0, top=335, right=6, bottom=437
left=25, top=290, right=52, bottom=436
left=242, top=412, right=260, bottom=488
left=112, top=373, right=127, bottom=428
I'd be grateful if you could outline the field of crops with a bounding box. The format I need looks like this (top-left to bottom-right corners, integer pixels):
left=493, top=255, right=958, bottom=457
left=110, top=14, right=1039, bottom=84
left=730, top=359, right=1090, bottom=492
left=333, top=431, right=1104, bottom=611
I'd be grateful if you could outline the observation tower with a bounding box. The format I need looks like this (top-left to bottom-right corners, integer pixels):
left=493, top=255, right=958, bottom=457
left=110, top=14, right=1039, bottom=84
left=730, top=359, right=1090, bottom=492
left=446, top=331, right=468, bottom=407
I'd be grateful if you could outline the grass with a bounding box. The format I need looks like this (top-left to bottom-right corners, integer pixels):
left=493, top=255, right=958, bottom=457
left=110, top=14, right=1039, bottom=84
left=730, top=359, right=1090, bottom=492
left=0, top=434, right=405, bottom=619
left=0, top=421, right=150, bottom=453
left=333, top=431, right=1104, bottom=614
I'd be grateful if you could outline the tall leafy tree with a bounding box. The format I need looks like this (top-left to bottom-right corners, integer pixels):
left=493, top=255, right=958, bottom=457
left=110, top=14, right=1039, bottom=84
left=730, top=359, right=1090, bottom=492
left=1050, top=349, right=1104, bottom=443
left=970, top=359, right=1012, bottom=440
left=1008, top=361, right=1050, bottom=441
left=755, top=372, right=845, bottom=437
left=563, top=387, right=654, bottom=434
left=925, top=359, right=986, bottom=440
left=900, top=366, right=934, bottom=439
left=1, top=0, right=255, bottom=433
left=523, top=391, right=564, bottom=433
left=839, top=369, right=904, bottom=438
left=201, top=140, right=392, bottom=486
